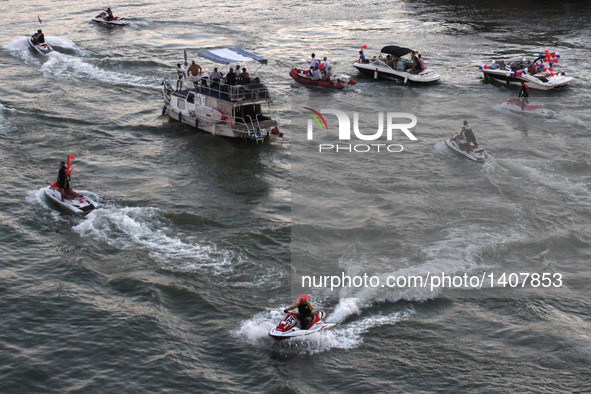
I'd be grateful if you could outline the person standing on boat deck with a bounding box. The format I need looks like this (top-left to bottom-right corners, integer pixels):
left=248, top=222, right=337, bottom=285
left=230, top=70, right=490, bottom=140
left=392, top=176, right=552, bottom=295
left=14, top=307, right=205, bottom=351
left=187, top=61, right=202, bottom=86
left=322, top=57, right=330, bottom=72
left=519, top=81, right=530, bottom=110
left=456, top=120, right=478, bottom=152
left=309, top=53, right=319, bottom=68
left=56, top=161, right=67, bottom=202
left=176, top=63, right=186, bottom=91
left=234, top=65, right=241, bottom=76
left=225, top=67, right=237, bottom=85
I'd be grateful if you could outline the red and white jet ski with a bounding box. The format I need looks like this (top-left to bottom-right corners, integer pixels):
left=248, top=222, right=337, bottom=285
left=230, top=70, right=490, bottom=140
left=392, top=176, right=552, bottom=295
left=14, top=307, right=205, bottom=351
left=502, top=97, right=555, bottom=118
left=269, top=310, right=335, bottom=340
left=44, top=155, right=98, bottom=215
left=45, top=183, right=98, bottom=215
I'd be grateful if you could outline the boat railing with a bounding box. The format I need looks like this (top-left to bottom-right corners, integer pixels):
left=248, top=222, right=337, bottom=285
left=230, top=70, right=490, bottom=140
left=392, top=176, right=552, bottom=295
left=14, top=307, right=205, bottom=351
left=190, top=77, right=271, bottom=102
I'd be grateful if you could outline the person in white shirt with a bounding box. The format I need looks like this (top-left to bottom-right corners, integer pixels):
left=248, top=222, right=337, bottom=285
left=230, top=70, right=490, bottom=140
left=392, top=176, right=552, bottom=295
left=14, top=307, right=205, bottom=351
left=311, top=66, right=321, bottom=80
left=176, top=63, right=186, bottom=91
left=309, top=53, right=319, bottom=68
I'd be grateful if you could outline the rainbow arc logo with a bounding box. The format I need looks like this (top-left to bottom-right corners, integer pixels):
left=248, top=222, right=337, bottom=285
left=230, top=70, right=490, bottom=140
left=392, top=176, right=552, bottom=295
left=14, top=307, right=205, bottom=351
left=304, top=107, right=328, bottom=132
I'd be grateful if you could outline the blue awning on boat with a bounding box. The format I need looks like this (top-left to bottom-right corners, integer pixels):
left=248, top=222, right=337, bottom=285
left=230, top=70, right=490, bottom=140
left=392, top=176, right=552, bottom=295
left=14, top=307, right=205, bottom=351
left=197, top=47, right=268, bottom=65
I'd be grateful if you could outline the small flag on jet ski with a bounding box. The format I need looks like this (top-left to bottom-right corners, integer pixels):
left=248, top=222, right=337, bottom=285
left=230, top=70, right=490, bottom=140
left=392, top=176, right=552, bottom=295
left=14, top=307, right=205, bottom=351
left=38, top=16, right=42, bottom=25
left=66, top=154, right=74, bottom=177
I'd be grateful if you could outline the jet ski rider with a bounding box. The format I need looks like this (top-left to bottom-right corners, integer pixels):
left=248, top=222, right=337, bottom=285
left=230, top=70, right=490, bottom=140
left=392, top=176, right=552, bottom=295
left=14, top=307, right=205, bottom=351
left=57, top=161, right=68, bottom=202
left=105, top=8, right=114, bottom=20
left=455, top=120, right=478, bottom=152
left=284, top=294, right=316, bottom=330
left=519, top=81, right=530, bottom=110
left=31, top=30, right=45, bottom=45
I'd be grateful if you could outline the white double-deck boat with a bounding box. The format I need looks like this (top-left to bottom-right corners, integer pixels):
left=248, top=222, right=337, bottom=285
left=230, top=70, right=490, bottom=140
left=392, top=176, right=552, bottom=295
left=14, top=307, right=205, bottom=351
left=162, top=47, right=280, bottom=143
left=353, top=45, right=440, bottom=84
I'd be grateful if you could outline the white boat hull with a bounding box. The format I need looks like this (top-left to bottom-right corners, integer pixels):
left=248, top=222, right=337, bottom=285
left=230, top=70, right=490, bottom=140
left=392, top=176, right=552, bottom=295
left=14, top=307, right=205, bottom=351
left=353, top=62, right=440, bottom=83
left=482, top=69, right=572, bottom=90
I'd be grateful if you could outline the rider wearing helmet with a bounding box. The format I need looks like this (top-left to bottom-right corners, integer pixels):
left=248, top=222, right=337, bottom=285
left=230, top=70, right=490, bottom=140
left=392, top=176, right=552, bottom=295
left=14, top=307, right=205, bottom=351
left=284, top=294, right=316, bottom=330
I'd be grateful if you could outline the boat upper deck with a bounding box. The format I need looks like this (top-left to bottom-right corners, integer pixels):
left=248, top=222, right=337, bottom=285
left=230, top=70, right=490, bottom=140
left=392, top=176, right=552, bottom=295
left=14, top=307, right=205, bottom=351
left=172, top=78, right=271, bottom=105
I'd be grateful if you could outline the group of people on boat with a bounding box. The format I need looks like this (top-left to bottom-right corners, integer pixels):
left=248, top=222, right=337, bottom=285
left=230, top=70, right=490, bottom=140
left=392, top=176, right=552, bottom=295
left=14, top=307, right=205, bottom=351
left=357, top=48, right=427, bottom=74
left=301, top=53, right=335, bottom=84
left=175, top=61, right=251, bottom=91
left=30, top=29, right=45, bottom=45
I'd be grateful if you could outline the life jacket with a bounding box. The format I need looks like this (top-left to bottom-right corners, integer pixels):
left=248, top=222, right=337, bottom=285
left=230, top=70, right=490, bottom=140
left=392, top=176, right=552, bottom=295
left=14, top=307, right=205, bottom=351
left=297, top=302, right=312, bottom=318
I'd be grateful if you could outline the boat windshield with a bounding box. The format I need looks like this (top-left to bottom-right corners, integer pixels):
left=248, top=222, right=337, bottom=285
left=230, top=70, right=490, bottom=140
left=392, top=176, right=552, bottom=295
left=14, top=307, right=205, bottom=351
left=372, top=59, right=389, bottom=67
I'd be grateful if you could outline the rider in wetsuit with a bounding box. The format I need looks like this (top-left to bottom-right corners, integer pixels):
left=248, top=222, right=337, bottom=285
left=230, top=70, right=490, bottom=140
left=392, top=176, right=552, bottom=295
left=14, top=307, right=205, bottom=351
left=31, top=30, right=44, bottom=45
left=456, top=120, right=478, bottom=152
left=519, top=81, right=529, bottom=110
left=284, top=294, right=316, bottom=330
left=57, top=161, right=67, bottom=201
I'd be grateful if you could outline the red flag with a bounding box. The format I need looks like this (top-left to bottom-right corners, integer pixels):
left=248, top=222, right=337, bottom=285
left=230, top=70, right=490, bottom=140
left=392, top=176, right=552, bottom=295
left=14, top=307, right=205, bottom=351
left=38, top=16, right=42, bottom=25
left=66, top=155, right=74, bottom=177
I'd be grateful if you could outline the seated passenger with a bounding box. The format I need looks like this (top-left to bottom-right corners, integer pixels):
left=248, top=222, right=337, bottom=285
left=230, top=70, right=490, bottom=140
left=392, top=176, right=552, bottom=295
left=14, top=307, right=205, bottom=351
left=311, top=66, right=321, bottom=81
left=385, top=55, right=394, bottom=68
left=238, top=67, right=250, bottom=84
left=358, top=50, right=368, bottom=63
left=417, top=54, right=426, bottom=72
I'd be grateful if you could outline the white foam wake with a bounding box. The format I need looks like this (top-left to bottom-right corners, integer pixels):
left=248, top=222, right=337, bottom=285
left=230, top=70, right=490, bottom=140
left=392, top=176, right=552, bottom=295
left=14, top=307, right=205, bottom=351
left=40, top=52, right=159, bottom=88
left=73, top=206, right=237, bottom=273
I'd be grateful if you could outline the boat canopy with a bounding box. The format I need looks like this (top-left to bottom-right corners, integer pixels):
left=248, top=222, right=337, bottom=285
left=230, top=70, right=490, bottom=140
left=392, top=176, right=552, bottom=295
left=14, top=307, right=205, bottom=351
left=381, top=45, right=414, bottom=57
left=197, top=47, right=268, bottom=65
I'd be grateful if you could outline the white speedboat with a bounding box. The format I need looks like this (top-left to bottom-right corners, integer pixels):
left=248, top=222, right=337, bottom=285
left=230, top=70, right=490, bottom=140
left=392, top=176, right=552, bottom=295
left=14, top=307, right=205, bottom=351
left=353, top=45, right=440, bottom=84
left=28, top=37, right=53, bottom=56
left=45, top=183, right=98, bottom=215
left=162, top=47, right=281, bottom=143
left=480, top=54, right=572, bottom=90
left=445, top=136, right=490, bottom=163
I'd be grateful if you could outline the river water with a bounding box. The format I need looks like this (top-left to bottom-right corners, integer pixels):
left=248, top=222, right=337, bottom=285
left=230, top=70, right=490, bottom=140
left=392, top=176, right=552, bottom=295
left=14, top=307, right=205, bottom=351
left=1, top=0, right=590, bottom=392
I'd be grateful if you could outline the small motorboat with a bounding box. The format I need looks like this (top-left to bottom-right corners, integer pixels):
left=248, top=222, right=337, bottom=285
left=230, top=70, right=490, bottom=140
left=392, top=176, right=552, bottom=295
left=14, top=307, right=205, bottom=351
left=45, top=183, right=98, bottom=215
left=289, top=67, right=356, bottom=90
left=480, top=52, right=573, bottom=90
left=353, top=45, right=440, bottom=84
left=92, top=11, right=129, bottom=26
left=445, top=135, right=490, bottom=163
left=269, top=310, right=335, bottom=340
left=28, top=37, right=53, bottom=56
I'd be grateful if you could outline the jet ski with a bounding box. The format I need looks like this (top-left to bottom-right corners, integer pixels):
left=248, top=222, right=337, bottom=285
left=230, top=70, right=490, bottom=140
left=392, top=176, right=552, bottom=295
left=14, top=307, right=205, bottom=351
left=28, top=37, right=53, bottom=56
left=45, top=183, right=98, bottom=215
left=92, top=12, right=129, bottom=26
left=502, top=98, right=555, bottom=118
left=445, top=135, right=490, bottom=163
left=269, top=310, right=335, bottom=340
